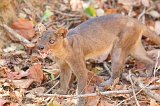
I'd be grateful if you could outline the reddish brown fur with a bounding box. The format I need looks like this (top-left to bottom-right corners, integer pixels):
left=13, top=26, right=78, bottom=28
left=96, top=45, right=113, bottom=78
left=37, top=14, right=160, bottom=106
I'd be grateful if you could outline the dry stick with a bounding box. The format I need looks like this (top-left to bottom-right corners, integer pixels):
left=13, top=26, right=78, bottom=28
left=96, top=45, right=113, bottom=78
left=124, top=73, right=160, bottom=102
left=133, top=76, right=160, bottom=102
left=103, top=62, right=111, bottom=75
left=37, top=85, right=160, bottom=98
left=128, top=71, right=140, bottom=106
left=128, top=6, right=133, bottom=17
left=0, top=24, right=35, bottom=47
left=52, top=10, right=82, bottom=17
left=137, top=6, right=154, bottom=20
left=153, top=51, right=160, bottom=77
left=117, top=73, right=158, bottom=106
left=45, top=81, right=60, bottom=94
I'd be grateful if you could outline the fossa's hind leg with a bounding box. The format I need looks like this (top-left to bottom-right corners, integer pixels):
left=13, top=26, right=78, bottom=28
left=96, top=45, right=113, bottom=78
left=130, top=41, right=154, bottom=77
left=99, top=46, right=128, bottom=86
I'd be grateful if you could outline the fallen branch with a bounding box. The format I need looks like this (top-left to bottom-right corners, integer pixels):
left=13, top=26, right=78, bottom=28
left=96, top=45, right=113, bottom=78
left=123, top=73, right=160, bottom=102
left=37, top=85, right=160, bottom=98
left=0, top=24, right=35, bottom=47
left=128, top=71, right=140, bottom=106
left=52, top=10, right=82, bottom=17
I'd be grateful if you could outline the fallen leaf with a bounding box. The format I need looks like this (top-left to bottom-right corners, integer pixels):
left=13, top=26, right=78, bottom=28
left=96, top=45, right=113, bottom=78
left=118, top=0, right=141, bottom=6
left=25, top=93, right=36, bottom=99
left=12, top=18, right=35, bottom=40
left=25, top=104, right=38, bottom=106
left=18, top=12, right=27, bottom=18
left=12, top=79, right=33, bottom=88
left=70, top=0, right=83, bottom=11
left=29, top=87, right=46, bottom=94
left=7, top=71, right=28, bottom=80
left=0, top=67, right=8, bottom=78
left=98, top=99, right=113, bottom=106
left=42, top=6, right=54, bottom=22
left=155, top=21, right=160, bottom=35
left=141, top=0, right=150, bottom=7
left=96, top=8, right=104, bottom=16
left=28, top=63, right=44, bottom=84
left=105, top=9, right=117, bottom=14
left=88, top=71, right=103, bottom=84
left=85, top=96, right=100, bottom=106
left=0, top=59, right=7, bottom=66
left=156, top=1, right=160, bottom=12
left=150, top=99, right=160, bottom=106
left=85, top=85, right=95, bottom=93
left=47, top=101, right=61, bottom=106
left=147, top=10, right=160, bottom=18
left=84, top=6, right=97, bottom=17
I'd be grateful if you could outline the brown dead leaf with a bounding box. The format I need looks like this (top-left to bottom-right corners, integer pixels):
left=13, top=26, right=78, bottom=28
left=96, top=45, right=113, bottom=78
left=70, top=0, right=83, bottom=11
left=105, top=9, right=117, bottom=14
left=147, top=49, right=160, bottom=68
left=28, top=63, right=44, bottom=84
left=0, top=59, right=7, bottom=66
left=85, top=85, right=95, bottom=93
left=12, top=79, right=33, bottom=88
left=135, top=61, right=146, bottom=70
left=85, top=96, right=100, bottom=106
left=150, top=99, right=160, bottom=106
left=9, top=91, right=23, bottom=103
left=98, top=99, right=113, bottom=106
left=47, top=101, right=61, bottom=106
left=88, top=71, right=103, bottom=84
left=29, top=87, right=46, bottom=94
left=141, top=0, right=150, bottom=7
left=0, top=67, right=9, bottom=78
left=155, top=21, right=160, bottom=35
left=7, top=71, right=28, bottom=80
left=12, top=18, right=35, bottom=40
left=148, top=10, right=160, bottom=18
left=118, top=0, right=141, bottom=6
left=156, top=1, right=160, bottom=12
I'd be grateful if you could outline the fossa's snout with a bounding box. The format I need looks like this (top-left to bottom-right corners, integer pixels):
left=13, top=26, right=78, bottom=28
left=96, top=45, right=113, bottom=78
left=37, top=44, right=45, bottom=50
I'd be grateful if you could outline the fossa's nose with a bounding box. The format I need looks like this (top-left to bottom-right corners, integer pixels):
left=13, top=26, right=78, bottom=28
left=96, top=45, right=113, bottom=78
left=38, top=44, right=44, bottom=50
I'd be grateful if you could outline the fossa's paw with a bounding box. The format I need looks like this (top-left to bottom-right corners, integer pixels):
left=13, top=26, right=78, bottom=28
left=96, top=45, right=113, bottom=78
left=56, top=89, right=67, bottom=95
left=99, top=78, right=114, bottom=87
left=75, top=98, right=86, bottom=106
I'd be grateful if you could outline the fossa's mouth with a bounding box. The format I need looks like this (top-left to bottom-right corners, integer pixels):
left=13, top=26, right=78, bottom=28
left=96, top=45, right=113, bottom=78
left=39, top=51, right=49, bottom=58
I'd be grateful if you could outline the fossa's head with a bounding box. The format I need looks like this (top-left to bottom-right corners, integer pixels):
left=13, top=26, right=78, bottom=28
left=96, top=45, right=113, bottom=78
left=37, top=28, right=68, bottom=58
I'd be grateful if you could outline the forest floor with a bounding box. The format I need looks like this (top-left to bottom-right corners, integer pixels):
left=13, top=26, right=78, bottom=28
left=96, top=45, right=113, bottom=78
left=0, top=0, right=160, bottom=106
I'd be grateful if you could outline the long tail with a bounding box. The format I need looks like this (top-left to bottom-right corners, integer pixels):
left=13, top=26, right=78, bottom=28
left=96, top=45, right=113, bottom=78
left=142, top=26, right=160, bottom=45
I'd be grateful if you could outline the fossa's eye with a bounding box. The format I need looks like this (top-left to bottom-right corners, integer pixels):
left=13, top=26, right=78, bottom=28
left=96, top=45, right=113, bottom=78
left=49, top=39, right=55, bottom=44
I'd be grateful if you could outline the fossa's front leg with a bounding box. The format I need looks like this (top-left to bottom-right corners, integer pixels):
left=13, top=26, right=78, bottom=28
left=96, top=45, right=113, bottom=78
left=67, top=58, right=88, bottom=106
left=58, top=61, right=72, bottom=94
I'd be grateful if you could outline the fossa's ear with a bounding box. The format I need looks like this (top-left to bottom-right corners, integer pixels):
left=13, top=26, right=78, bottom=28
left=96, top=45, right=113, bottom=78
left=56, top=28, right=68, bottom=38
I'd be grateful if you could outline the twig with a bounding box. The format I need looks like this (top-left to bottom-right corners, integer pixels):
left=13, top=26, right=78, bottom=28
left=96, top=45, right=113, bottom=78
left=128, top=6, right=133, bottom=17
left=153, top=51, right=160, bottom=77
left=0, top=24, right=35, bottom=47
left=138, top=6, right=154, bottom=20
left=103, top=62, right=111, bottom=75
left=117, top=73, right=159, bottom=106
left=128, top=71, right=140, bottom=106
left=135, top=77, right=160, bottom=102
left=45, top=81, right=59, bottom=94
left=123, top=73, right=160, bottom=102
left=138, top=8, right=146, bottom=20
left=52, top=10, right=82, bottom=17
left=37, top=85, right=160, bottom=98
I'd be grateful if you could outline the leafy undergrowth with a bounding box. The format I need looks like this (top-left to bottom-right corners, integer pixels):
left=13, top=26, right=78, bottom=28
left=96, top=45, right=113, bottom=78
left=0, top=0, right=160, bottom=106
